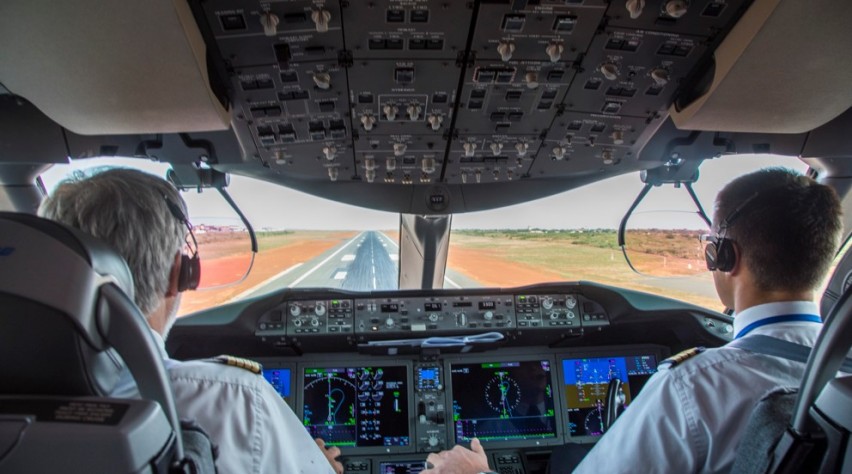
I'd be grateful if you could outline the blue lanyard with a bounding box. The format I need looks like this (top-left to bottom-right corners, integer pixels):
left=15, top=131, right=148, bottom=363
left=735, top=314, right=822, bottom=339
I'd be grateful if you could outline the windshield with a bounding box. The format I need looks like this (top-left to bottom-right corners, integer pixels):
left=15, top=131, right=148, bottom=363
left=39, top=154, right=807, bottom=316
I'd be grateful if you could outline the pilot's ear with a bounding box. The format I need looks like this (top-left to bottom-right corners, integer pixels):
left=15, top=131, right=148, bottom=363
left=727, top=242, right=742, bottom=275
left=166, top=251, right=182, bottom=297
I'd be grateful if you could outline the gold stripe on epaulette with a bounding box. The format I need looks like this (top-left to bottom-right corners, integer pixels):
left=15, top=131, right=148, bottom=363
left=659, top=347, right=705, bottom=370
left=213, top=355, right=263, bottom=375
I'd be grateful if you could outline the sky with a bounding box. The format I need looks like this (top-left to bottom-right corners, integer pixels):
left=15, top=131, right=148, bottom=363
left=40, top=154, right=807, bottom=231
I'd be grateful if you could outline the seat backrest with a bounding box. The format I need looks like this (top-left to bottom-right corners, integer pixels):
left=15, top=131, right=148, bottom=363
left=0, top=212, right=190, bottom=473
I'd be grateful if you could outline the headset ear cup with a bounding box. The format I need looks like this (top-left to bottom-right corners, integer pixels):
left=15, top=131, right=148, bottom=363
left=715, top=238, right=736, bottom=272
left=178, top=254, right=201, bottom=292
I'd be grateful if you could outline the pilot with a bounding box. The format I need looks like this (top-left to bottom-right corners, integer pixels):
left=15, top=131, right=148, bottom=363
left=39, top=169, right=344, bottom=474
left=421, top=167, right=842, bottom=474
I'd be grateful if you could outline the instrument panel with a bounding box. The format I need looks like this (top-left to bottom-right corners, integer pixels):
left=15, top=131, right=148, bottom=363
left=169, top=282, right=735, bottom=474
left=258, top=346, right=665, bottom=474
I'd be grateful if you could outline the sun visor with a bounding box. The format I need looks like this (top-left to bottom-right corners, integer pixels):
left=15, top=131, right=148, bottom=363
left=0, top=0, right=229, bottom=135
left=670, top=0, right=852, bottom=134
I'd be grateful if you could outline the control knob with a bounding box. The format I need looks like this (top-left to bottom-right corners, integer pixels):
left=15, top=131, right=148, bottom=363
left=310, top=318, right=320, bottom=327
left=407, top=104, right=422, bottom=121
left=260, top=12, right=280, bottom=37
left=650, top=68, right=670, bottom=86
left=497, top=41, right=516, bottom=62
left=565, top=295, right=577, bottom=309
left=456, top=313, right=468, bottom=327
left=542, top=297, right=554, bottom=310
left=386, top=158, right=397, bottom=171
left=524, top=72, right=539, bottom=89
left=428, top=313, right=439, bottom=323
left=383, top=105, right=399, bottom=121
left=552, top=146, right=567, bottom=160
left=428, top=114, right=444, bottom=131
left=360, top=114, right=376, bottom=131
left=293, top=318, right=303, bottom=327
left=363, top=158, right=377, bottom=171
left=474, top=169, right=482, bottom=183
left=625, top=0, right=645, bottom=19
left=428, top=435, right=439, bottom=448
left=315, top=302, right=327, bottom=316
left=611, top=130, right=624, bottom=145
left=602, top=149, right=615, bottom=165
left=490, top=143, right=503, bottom=156
left=322, top=146, right=336, bottom=161
left=385, top=318, right=395, bottom=328
left=327, top=167, right=339, bottom=182
left=483, top=311, right=494, bottom=321
left=545, top=42, right=564, bottom=63
left=422, top=157, right=436, bottom=174
left=664, top=0, right=688, bottom=18
left=393, top=143, right=407, bottom=156
left=600, top=63, right=619, bottom=81
left=289, top=304, right=302, bottom=317
left=463, top=142, right=477, bottom=157
left=311, top=8, right=331, bottom=33
left=549, top=311, right=559, bottom=320
left=312, top=72, right=331, bottom=90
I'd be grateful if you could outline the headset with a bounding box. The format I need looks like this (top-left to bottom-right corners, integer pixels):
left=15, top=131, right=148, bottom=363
left=163, top=196, right=201, bottom=291
left=703, top=186, right=791, bottom=272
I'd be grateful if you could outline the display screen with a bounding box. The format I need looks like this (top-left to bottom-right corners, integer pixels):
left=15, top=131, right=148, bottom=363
left=262, top=368, right=291, bottom=398
left=416, top=366, right=441, bottom=391
left=450, top=360, right=557, bottom=443
left=302, top=366, right=410, bottom=448
left=479, top=301, right=496, bottom=310
left=379, top=461, right=426, bottom=474
left=561, top=354, right=658, bottom=437
left=424, top=302, right=442, bottom=311
left=381, top=303, right=400, bottom=313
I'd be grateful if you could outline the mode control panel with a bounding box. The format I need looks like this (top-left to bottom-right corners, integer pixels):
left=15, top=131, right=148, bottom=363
left=286, top=299, right=354, bottom=334
left=515, top=294, right=608, bottom=329
left=354, top=295, right=515, bottom=335
left=413, top=363, right=447, bottom=452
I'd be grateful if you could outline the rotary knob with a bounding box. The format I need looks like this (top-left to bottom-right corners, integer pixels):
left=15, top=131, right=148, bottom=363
left=626, top=0, right=645, bottom=19
left=293, top=318, right=303, bottom=327
left=524, top=72, right=539, bottom=89
left=428, top=435, right=439, bottom=447
left=310, top=318, right=320, bottom=327
left=315, top=302, right=327, bottom=316
left=428, top=114, right=443, bottom=131
left=428, top=313, right=439, bottom=323
left=260, top=12, right=280, bottom=37
left=383, top=105, right=399, bottom=121
left=600, top=63, right=619, bottom=81
left=311, top=8, right=331, bottom=33
left=463, top=142, right=477, bottom=157
left=650, top=68, right=670, bottom=86
left=664, top=0, right=688, bottom=18
left=552, top=146, right=567, bottom=160
left=565, top=295, right=577, bottom=309
left=407, top=104, right=422, bottom=121
left=490, top=143, right=503, bottom=156
left=549, top=312, right=559, bottom=320
left=393, top=143, right=407, bottom=156
left=289, top=304, right=302, bottom=317
left=312, top=72, right=331, bottom=90
left=386, top=317, right=395, bottom=328
left=515, top=142, right=529, bottom=157
left=497, top=41, right=516, bottom=62
left=542, top=297, right=554, bottom=310
left=545, top=42, right=564, bottom=63
left=322, top=146, right=336, bottom=161
left=360, top=114, right=376, bottom=131
left=483, top=311, right=494, bottom=321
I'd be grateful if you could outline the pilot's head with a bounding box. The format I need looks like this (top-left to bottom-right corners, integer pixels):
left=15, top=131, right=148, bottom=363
left=39, top=168, right=189, bottom=335
left=710, top=168, right=842, bottom=311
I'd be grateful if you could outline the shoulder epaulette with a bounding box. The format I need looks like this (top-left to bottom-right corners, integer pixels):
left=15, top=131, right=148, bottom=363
left=210, top=355, right=263, bottom=375
left=659, top=347, right=705, bottom=370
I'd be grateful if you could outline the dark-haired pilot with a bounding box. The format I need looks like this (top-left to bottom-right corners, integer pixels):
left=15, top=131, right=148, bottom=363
left=421, top=167, right=842, bottom=474
left=40, top=168, right=343, bottom=474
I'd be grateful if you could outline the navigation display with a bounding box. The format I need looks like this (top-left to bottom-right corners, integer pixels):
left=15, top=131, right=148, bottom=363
left=561, top=354, right=658, bottom=437
left=262, top=368, right=291, bottom=398
left=450, top=360, right=557, bottom=443
left=379, top=461, right=425, bottom=474
left=302, top=365, right=410, bottom=448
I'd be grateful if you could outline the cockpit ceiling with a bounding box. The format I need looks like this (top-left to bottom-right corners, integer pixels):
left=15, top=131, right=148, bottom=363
left=2, top=0, right=852, bottom=214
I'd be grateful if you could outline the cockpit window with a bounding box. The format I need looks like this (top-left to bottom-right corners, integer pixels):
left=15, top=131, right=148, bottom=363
left=41, top=154, right=807, bottom=315
left=448, top=154, right=808, bottom=311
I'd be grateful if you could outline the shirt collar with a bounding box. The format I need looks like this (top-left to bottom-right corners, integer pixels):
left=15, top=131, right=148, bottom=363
left=733, top=301, right=820, bottom=338
left=147, top=327, right=171, bottom=361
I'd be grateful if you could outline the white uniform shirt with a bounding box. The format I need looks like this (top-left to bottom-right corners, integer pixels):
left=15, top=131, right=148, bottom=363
left=112, top=330, right=334, bottom=474
left=574, top=301, right=822, bottom=474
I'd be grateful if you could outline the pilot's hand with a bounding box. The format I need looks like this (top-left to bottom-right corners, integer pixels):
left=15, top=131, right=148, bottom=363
left=315, top=438, right=344, bottom=474
left=422, top=438, right=491, bottom=474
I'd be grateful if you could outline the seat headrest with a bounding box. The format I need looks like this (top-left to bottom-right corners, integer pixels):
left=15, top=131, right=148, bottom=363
left=0, top=212, right=136, bottom=396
